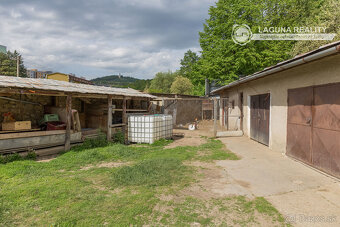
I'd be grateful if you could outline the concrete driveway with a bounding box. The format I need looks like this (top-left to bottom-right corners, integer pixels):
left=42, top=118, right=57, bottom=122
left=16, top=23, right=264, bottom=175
left=217, top=136, right=340, bottom=227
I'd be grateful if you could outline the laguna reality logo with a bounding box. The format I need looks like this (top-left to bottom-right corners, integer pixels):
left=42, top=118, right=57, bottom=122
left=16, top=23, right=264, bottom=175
left=232, top=24, right=335, bottom=46
left=232, top=24, right=253, bottom=46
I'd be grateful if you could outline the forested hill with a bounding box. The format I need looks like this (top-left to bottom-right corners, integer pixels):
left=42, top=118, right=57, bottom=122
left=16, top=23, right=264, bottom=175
left=91, top=75, right=151, bottom=91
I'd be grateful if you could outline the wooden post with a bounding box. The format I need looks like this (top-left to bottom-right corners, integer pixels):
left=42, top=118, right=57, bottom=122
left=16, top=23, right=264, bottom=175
left=16, top=56, right=20, bottom=77
left=173, top=95, right=178, bottom=127
left=147, top=98, right=152, bottom=113
left=107, top=95, right=113, bottom=141
left=221, top=99, right=224, bottom=127
left=202, top=100, right=204, bottom=120
left=122, top=96, right=127, bottom=144
left=213, top=98, right=217, bottom=137
left=65, top=94, right=72, bottom=151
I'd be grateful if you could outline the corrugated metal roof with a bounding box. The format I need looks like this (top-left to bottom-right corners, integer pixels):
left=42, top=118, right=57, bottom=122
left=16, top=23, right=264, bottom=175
left=0, top=75, right=156, bottom=98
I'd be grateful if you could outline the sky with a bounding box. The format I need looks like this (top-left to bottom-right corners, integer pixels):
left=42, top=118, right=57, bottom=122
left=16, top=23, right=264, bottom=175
left=0, top=0, right=214, bottom=80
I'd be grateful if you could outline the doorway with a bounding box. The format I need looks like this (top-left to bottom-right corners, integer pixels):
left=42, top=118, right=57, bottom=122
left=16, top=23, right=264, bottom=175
left=250, top=93, right=270, bottom=146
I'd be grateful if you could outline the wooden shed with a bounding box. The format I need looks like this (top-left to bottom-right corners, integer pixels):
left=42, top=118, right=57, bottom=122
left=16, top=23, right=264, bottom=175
left=0, top=76, right=156, bottom=156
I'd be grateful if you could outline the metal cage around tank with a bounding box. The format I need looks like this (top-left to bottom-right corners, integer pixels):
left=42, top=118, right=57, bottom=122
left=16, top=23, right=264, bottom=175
left=128, top=114, right=173, bottom=144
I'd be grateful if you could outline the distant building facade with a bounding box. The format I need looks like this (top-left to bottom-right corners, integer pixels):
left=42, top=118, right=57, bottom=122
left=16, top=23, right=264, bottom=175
left=26, top=69, right=37, bottom=78
left=46, top=72, right=93, bottom=85
left=0, top=45, right=6, bottom=54
left=26, top=69, right=52, bottom=78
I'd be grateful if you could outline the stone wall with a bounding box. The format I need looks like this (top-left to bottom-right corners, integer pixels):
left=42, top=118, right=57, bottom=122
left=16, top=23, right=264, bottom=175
left=163, top=99, right=203, bottom=126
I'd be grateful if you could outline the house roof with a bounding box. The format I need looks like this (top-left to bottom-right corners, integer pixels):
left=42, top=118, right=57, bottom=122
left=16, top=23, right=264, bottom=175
left=0, top=75, right=156, bottom=99
left=212, top=41, right=340, bottom=94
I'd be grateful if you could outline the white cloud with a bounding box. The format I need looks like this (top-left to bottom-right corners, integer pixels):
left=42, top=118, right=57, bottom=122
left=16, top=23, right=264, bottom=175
left=0, top=0, right=214, bottom=79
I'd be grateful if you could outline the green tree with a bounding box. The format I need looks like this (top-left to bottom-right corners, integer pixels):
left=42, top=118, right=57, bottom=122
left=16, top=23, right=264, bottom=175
left=180, top=50, right=200, bottom=80
left=170, top=76, right=193, bottom=95
left=179, top=50, right=205, bottom=95
left=147, top=71, right=177, bottom=93
left=0, top=50, right=26, bottom=77
left=196, top=0, right=323, bottom=86
left=291, top=0, right=340, bottom=56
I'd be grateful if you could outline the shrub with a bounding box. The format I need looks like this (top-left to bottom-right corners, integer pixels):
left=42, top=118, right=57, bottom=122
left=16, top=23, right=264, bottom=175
left=26, top=152, right=37, bottom=160
left=0, top=152, right=37, bottom=165
left=113, top=131, right=125, bottom=144
left=0, top=153, right=23, bottom=164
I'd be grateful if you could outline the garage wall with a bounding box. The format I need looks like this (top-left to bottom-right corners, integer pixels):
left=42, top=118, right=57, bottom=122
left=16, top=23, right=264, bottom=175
left=219, top=54, right=340, bottom=153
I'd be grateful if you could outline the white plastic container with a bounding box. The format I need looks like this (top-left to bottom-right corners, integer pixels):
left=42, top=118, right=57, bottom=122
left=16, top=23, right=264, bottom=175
left=128, top=114, right=173, bottom=144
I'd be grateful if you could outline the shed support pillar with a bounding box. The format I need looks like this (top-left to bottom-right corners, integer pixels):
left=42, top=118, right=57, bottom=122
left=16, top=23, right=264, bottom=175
left=107, top=95, right=113, bottom=141
left=220, top=99, right=224, bottom=127
left=122, top=96, right=127, bottom=144
left=213, top=98, right=217, bottom=137
left=65, top=94, right=72, bottom=151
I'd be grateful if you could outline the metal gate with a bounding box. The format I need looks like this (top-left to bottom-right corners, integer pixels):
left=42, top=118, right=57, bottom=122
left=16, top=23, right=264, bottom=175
left=287, top=83, right=340, bottom=178
left=250, top=94, right=270, bottom=146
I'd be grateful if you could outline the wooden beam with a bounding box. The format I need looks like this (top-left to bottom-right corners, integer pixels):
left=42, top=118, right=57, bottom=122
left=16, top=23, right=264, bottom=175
left=65, top=94, right=72, bottom=151
left=0, top=88, right=151, bottom=100
left=148, top=98, right=153, bottom=113
left=107, top=95, right=113, bottom=141
left=213, top=97, right=218, bottom=137
left=111, top=123, right=126, bottom=128
left=0, top=130, right=68, bottom=140
left=111, top=108, right=148, bottom=112
left=0, top=88, right=65, bottom=96
left=122, top=96, right=127, bottom=144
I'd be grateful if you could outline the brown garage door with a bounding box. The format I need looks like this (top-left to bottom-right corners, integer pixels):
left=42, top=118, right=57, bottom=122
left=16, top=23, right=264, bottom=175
left=287, top=83, right=340, bottom=178
left=250, top=94, right=270, bottom=146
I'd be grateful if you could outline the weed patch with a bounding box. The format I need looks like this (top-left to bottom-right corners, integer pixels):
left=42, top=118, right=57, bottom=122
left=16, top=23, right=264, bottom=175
left=195, top=139, right=239, bottom=161
left=112, top=158, right=191, bottom=187
left=0, top=152, right=36, bottom=165
left=71, top=134, right=112, bottom=151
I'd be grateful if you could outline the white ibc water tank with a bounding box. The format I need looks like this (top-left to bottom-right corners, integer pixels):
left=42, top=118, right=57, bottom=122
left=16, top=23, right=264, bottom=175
left=128, top=114, right=173, bottom=144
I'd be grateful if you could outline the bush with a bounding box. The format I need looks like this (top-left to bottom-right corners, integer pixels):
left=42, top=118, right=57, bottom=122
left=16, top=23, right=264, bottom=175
left=26, top=152, right=37, bottom=160
left=0, top=154, right=23, bottom=164
left=113, top=131, right=125, bottom=144
left=0, top=152, right=36, bottom=164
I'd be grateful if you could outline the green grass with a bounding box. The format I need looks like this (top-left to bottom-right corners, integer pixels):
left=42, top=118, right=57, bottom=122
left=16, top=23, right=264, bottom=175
left=195, top=138, right=239, bottom=161
left=0, top=138, right=286, bottom=226
left=112, top=158, right=192, bottom=187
